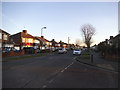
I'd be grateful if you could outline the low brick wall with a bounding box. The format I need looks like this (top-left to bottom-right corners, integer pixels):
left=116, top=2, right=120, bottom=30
left=105, top=54, right=120, bottom=62
left=34, top=50, right=37, bottom=54
left=2, top=50, right=25, bottom=57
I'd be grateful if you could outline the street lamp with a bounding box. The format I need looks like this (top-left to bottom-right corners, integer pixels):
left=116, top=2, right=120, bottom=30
left=41, top=27, right=46, bottom=37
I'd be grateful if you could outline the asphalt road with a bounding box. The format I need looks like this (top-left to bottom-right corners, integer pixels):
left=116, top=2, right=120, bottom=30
left=2, top=50, right=118, bottom=88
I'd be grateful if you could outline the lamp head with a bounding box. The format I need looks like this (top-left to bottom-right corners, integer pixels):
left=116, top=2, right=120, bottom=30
left=43, top=27, right=46, bottom=29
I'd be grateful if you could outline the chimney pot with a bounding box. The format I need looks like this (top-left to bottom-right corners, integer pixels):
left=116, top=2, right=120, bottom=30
left=41, top=36, right=44, bottom=38
left=23, top=30, right=27, bottom=34
left=110, top=36, right=113, bottom=39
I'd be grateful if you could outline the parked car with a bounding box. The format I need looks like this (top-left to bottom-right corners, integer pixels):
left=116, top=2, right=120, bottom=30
left=35, top=49, right=40, bottom=53
left=12, top=48, right=20, bottom=52
left=2, top=48, right=11, bottom=53
left=73, top=49, right=81, bottom=55
left=58, top=48, right=67, bottom=54
left=23, top=47, right=35, bottom=54
left=50, top=48, right=55, bottom=52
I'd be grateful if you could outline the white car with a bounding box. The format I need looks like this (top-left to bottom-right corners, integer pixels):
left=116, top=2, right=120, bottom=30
left=58, top=48, right=67, bottom=54
left=73, top=49, right=81, bottom=55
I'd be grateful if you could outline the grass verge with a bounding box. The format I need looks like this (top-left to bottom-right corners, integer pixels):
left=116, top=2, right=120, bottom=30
left=80, top=54, right=90, bottom=59
left=2, top=53, right=51, bottom=62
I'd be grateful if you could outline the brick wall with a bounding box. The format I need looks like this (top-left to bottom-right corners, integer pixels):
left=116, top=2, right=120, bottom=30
left=105, top=54, right=120, bottom=62
left=2, top=50, right=25, bottom=57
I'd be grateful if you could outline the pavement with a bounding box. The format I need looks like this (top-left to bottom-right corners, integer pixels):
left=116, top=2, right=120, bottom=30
left=76, top=51, right=119, bottom=73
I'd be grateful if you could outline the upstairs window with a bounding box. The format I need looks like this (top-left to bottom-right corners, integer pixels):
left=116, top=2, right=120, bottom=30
left=0, top=33, right=2, bottom=39
left=3, top=34, right=7, bottom=40
left=27, top=38, right=33, bottom=43
left=22, top=38, right=26, bottom=43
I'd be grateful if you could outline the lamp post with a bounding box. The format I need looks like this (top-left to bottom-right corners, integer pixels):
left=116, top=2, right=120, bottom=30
left=41, top=27, right=46, bottom=36
left=40, top=27, right=46, bottom=50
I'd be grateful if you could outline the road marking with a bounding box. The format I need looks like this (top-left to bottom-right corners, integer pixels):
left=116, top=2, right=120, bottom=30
left=61, top=61, right=75, bottom=73
left=64, top=67, right=68, bottom=70
left=61, top=69, right=65, bottom=72
left=47, top=60, right=76, bottom=86
left=49, top=79, right=54, bottom=83
left=42, top=85, right=47, bottom=88
left=73, top=57, right=77, bottom=60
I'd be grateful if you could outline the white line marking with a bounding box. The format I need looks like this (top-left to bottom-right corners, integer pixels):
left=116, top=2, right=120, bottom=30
left=61, top=69, right=65, bottom=72
left=64, top=67, right=68, bottom=70
left=73, top=56, right=77, bottom=60
left=49, top=79, right=54, bottom=83
left=60, top=61, right=75, bottom=73
left=42, top=85, right=47, bottom=88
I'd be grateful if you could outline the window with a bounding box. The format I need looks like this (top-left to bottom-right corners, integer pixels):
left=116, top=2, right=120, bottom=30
left=22, top=38, right=26, bottom=43
left=0, top=43, right=1, bottom=48
left=0, top=33, right=2, bottom=39
left=46, top=42, right=49, bottom=45
left=27, top=38, right=33, bottom=43
left=34, top=40, right=39, bottom=43
left=3, top=34, right=7, bottom=40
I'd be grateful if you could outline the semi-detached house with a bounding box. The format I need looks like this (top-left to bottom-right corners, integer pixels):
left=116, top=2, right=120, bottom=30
left=0, top=29, right=14, bottom=49
left=37, top=36, right=52, bottom=50
left=10, top=30, right=40, bottom=50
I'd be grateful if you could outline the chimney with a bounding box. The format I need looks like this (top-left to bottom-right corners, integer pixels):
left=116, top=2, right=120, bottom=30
left=110, top=36, right=113, bottom=39
left=41, top=36, right=44, bottom=38
left=105, top=39, right=108, bottom=44
left=23, top=30, right=27, bottom=34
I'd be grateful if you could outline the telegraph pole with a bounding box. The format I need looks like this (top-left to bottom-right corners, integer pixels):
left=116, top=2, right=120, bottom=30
left=68, top=37, right=70, bottom=44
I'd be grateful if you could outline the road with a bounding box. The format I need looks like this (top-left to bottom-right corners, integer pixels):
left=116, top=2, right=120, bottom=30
left=2, top=50, right=118, bottom=88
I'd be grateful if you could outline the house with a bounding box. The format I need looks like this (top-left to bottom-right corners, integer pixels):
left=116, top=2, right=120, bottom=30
left=0, top=29, right=14, bottom=49
left=50, top=39, right=60, bottom=50
left=10, top=30, right=37, bottom=50
left=59, top=40, right=68, bottom=48
left=97, top=34, right=120, bottom=59
left=0, top=30, right=2, bottom=49
left=37, top=36, right=51, bottom=50
left=55, top=42, right=60, bottom=49
left=34, top=36, right=43, bottom=49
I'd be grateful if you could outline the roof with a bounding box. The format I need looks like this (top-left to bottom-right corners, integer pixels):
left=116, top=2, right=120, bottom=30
left=37, top=37, right=49, bottom=42
left=11, top=31, right=36, bottom=39
left=21, top=32, right=36, bottom=39
left=114, top=34, right=120, bottom=39
left=0, top=29, right=10, bottom=35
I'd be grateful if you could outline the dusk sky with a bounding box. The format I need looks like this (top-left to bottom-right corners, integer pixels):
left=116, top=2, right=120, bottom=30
left=2, top=2, right=118, bottom=46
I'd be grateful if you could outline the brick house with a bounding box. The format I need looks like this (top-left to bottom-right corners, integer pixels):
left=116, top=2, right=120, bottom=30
left=10, top=30, right=38, bottom=50
left=59, top=40, right=67, bottom=48
left=0, top=29, right=14, bottom=49
left=37, top=36, right=51, bottom=50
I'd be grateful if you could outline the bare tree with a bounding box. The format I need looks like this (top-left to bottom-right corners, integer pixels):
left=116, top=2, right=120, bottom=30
left=81, top=24, right=95, bottom=49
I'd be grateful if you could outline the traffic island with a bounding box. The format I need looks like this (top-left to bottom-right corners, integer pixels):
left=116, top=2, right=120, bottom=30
left=76, top=51, right=95, bottom=66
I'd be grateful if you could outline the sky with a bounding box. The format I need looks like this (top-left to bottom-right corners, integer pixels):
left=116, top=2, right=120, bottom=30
left=1, top=1, right=118, bottom=46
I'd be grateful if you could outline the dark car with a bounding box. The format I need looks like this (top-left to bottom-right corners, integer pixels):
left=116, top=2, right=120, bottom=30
left=2, top=47, right=11, bottom=53
left=23, top=47, right=35, bottom=54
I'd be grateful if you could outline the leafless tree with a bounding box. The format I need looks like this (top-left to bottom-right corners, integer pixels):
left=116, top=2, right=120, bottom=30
left=81, top=24, right=95, bottom=49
